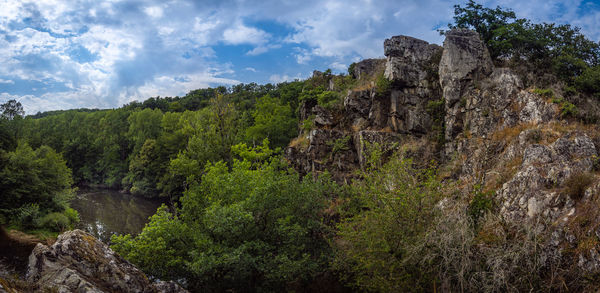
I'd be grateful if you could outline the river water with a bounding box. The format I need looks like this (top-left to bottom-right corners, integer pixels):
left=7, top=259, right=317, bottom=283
left=0, top=189, right=162, bottom=279
left=70, top=189, right=164, bottom=243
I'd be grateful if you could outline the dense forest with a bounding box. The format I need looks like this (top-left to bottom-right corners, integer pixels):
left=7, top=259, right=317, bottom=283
left=3, top=1, right=600, bottom=292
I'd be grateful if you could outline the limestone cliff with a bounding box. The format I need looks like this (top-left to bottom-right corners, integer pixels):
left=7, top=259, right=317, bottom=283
left=286, top=28, right=600, bottom=275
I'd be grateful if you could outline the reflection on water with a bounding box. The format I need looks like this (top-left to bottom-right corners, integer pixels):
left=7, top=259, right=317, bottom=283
left=70, top=189, right=163, bottom=243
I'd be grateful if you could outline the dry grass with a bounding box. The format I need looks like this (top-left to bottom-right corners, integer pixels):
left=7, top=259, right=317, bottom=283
left=491, top=122, right=534, bottom=143
left=564, top=172, right=594, bottom=200
left=289, top=136, right=309, bottom=151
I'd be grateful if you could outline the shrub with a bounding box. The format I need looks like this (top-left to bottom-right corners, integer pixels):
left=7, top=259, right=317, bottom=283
left=317, top=91, right=340, bottom=108
left=64, top=207, right=80, bottom=225
left=533, top=88, right=554, bottom=98
left=16, top=203, right=41, bottom=229
left=575, top=65, right=600, bottom=96
left=375, top=73, right=391, bottom=96
left=329, top=136, right=351, bottom=155
left=564, top=172, right=594, bottom=200
left=39, top=212, right=70, bottom=231
left=301, top=115, right=315, bottom=133
left=468, top=185, right=495, bottom=224
left=551, top=97, right=578, bottom=118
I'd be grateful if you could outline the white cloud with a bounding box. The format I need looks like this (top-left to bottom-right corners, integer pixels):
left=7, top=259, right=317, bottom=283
left=1, top=0, right=600, bottom=114
left=329, top=62, right=347, bottom=73
left=144, top=6, right=163, bottom=18
left=269, top=73, right=302, bottom=83
left=222, top=23, right=270, bottom=45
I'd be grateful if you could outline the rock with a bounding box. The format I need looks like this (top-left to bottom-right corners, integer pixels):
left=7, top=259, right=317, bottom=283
left=354, top=130, right=402, bottom=169
left=384, top=35, right=442, bottom=87
left=26, top=230, right=187, bottom=293
left=344, top=90, right=372, bottom=118
left=498, top=133, right=596, bottom=222
left=313, top=106, right=334, bottom=127
left=439, top=29, right=493, bottom=104
left=351, top=58, right=385, bottom=80
left=382, top=35, right=442, bottom=135
left=439, top=29, right=494, bottom=154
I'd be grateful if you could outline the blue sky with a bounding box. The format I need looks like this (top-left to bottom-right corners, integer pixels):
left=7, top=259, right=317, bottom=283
left=0, top=0, right=599, bottom=114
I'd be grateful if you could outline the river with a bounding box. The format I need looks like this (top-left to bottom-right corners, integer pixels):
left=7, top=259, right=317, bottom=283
left=70, top=189, right=164, bottom=243
left=0, top=189, right=163, bottom=279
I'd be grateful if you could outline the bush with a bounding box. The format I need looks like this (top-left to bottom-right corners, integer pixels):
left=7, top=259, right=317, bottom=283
left=375, top=73, right=391, bottom=96
left=564, top=172, right=594, bottom=200
left=551, top=97, right=578, bottom=118
left=301, top=115, right=315, bottom=133
left=576, top=66, right=600, bottom=96
left=15, top=203, right=41, bottom=229
left=334, top=156, right=442, bottom=292
left=39, top=212, right=70, bottom=231
left=468, top=185, right=494, bottom=224
left=317, top=91, right=340, bottom=108
left=64, top=207, right=80, bottom=225
left=533, top=88, right=554, bottom=98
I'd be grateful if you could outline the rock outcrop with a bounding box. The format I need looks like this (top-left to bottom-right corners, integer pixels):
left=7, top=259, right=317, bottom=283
left=26, top=229, right=187, bottom=293
left=287, top=28, right=600, bottom=275
left=286, top=34, right=442, bottom=182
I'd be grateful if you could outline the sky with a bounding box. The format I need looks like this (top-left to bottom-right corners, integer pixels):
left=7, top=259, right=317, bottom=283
left=0, top=0, right=599, bottom=114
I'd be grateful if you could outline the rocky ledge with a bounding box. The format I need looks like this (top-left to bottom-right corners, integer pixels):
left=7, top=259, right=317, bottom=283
left=24, top=229, right=187, bottom=293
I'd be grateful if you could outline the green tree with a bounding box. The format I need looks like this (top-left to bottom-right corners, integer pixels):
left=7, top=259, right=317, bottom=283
left=246, top=95, right=296, bottom=149
left=113, top=156, right=337, bottom=292
left=0, top=99, right=25, bottom=120
left=0, top=143, right=76, bottom=231
left=334, top=154, right=442, bottom=292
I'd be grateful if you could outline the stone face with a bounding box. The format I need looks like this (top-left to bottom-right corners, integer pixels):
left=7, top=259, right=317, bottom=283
left=26, top=230, right=187, bottom=293
left=439, top=28, right=493, bottom=101
left=439, top=29, right=494, bottom=154
left=384, top=35, right=442, bottom=86
left=351, top=58, right=385, bottom=80
left=497, top=134, right=596, bottom=222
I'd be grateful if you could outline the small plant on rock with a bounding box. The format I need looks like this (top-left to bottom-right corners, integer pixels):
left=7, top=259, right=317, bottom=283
left=564, top=172, right=594, bottom=200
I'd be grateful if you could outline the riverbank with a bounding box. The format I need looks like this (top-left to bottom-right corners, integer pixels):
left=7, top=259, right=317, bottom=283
left=0, top=226, right=54, bottom=280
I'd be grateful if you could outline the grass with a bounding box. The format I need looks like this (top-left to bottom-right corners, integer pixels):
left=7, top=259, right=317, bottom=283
left=289, top=136, right=310, bottom=151
left=564, top=172, right=594, bottom=200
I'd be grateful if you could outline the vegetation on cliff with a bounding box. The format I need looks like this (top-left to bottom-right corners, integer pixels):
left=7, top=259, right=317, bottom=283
left=3, top=1, right=600, bottom=292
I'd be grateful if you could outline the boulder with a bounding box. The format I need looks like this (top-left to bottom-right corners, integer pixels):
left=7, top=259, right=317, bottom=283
left=26, top=230, right=187, bottom=293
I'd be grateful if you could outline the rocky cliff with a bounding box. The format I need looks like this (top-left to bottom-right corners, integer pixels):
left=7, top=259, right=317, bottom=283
left=286, top=28, right=600, bottom=275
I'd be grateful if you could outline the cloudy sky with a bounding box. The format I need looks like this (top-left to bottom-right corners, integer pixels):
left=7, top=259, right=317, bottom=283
left=0, top=0, right=599, bottom=114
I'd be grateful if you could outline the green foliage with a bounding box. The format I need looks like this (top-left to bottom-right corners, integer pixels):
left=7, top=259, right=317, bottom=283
left=375, top=73, right=391, bottom=96
left=113, top=158, right=337, bottom=292
left=334, top=155, right=442, bottom=292
left=533, top=88, right=554, bottom=98
left=575, top=65, right=600, bottom=96
left=316, top=91, right=340, bottom=109
left=301, top=114, right=316, bottom=133
left=551, top=97, right=578, bottom=118
left=347, top=62, right=357, bottom=77
left=231, top=138, right=276, bottom=166
left=0, top=142, right=75, bottom=232
left=0, top=99, right=25, bottom=120
left=467, top=185, right=495, bottom=224
left=38, top=212, right=70, bottom=231
left=328, top=136, right=351, bottom=155
left=447, top=1, right=600, bottom=85
left=246, top=95, right=296, bottom=149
